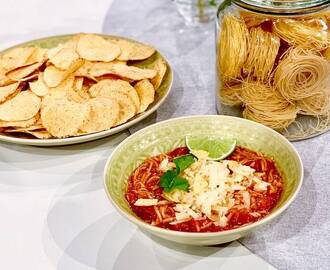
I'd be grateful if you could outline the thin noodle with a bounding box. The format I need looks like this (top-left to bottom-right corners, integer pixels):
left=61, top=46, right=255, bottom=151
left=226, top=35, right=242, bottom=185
left=160, top=205, right=167, bottom=218
left=273, top=18, right=329, bottom=49
left=145, top=175, right=160, bottom=186
left=274, top=47, right=330, bottom=102
left=324, top=47, right=330, bottom=61
left=154, top=206, right=163, bottom=222
left=163, top=217, right=175, bottom=223
left=240, top=80, right=298, bottom=130
left=297, top=92, right=330, bottom=116
left=219, top=82, right=243, bottom=106
left=218, top=14, right=249, bottom=82
left=283, top=113, right=330, bottom=140
left=244, top=27, right=280, bottom=81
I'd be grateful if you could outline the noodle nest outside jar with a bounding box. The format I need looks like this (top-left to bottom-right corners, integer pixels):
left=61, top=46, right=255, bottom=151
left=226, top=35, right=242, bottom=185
left=216, top=0, right=330, bottom=140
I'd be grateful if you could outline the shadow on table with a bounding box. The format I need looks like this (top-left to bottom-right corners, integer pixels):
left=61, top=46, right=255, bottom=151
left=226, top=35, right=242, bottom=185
left=240, top=169, right=317, bottom=266
left=106, top=233, right=233, bottom=270
left=44, top=175, right=256, bottom=269
left=0, top=131, right=129, bottom=191
left=0, top=131, right=128, bottom=160
left=44, top=172, right=270, bottom=270
left=45, top=206, right=264, bottom=270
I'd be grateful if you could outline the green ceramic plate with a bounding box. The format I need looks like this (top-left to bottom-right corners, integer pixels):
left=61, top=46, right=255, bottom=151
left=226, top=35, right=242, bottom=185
left=104, top=115, right=303, bottom=246
left=0, top=34, right=173, bottom=146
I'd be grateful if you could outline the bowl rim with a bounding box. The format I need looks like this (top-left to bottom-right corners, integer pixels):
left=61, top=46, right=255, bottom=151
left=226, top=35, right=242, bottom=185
left=103, top=115, right=304, bottom=238
left=0, top=33, right=173, bottom=146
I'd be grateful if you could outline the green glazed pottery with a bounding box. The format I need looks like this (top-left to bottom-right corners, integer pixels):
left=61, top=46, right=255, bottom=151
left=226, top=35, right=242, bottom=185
left=104, top=115, right=303, bottom=246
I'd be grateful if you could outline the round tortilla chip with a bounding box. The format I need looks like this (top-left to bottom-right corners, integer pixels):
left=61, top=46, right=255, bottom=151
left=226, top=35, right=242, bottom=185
left=47, top=38, right=79, bottom=60
left=150, top=58, right=167, bottom=90
left=43, top=59, right=83, bottom=88
left=115, top=39, right=155, bottom=61
left=43, top=65, right=66, bottom=87
left=49, top=47, right=80, bottom=70
left=0, top=47, right=36, bottom=71
left=7, top=62, right=42, bottom=81
left=41, top=76, right=75, bottom=109
left=0, top=82, right=20, bottom=103
left=47, top=46, right=62, bottom=61
left=78, top=90, right=90, bottom=100
left=4, top=129, right=52, bottom=139
left=88, top=62, right=157, bottom=80
left=134, top=79, right=155, bottom=113
left=29, top=75, right=49, bottom=96
left=80, top=97, right=119, bottom=133
left=75, top=61, right=122, bottom=80
left=50, top=76, right=75, bottom=93
left=26, top=130, right=52, bottom=139
left=105, top=64, right=157, bottom=81
left=0, top=114, right=39, bottom=128
left=110, top=92, right=136, bottom=125
left=73, top=77, right=90, bottom=100
left=67, top=87, right=89, bottom=104
left=88, top=79, right=140, bottom=111
left=41, top=99, right=90, bottom=138
left=74, top=77, right=84, bottom=91
left=0, top=72, right=13, bottom=87
left=5, top=123, right=44, bottom=131
left=41, top=91, right=66, bottom=109
left=77, top=34, right=120, bottom=62
left=0, top=90, right=41, bottom=121
left=41, top=82, right=75, bottom=109
left=26, top=48, right=47, bottom=65
left=74, top=61, right=94, bottom=77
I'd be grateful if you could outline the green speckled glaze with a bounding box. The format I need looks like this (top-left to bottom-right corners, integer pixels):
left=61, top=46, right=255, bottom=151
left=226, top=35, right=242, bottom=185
left=0, top=34, right=172, bottom=146
left=104, top=115, right=303, bottom=245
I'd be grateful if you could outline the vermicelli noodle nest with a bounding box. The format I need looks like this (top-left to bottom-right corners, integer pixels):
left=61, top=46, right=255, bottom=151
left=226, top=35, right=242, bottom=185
left=244, top=27, right=280, bottom=81
left=274, top=47, right=330, bottom=102
left=243, top=107, right=297, bottom=131
left=297, top=91, right=330, bottom=116
left=324, top=47, right=330, bottom=61
left=240, top=81, right=298, bottom=130
left=218, top=14, right=249, bottom=82
left=219, top=82, right=242, bottom=106
left=273, top=18, right=330, bottom=49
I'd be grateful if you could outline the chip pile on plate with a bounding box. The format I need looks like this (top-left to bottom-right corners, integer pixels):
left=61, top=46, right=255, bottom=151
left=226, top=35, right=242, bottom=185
left=0, top=34, right=167, bottom=139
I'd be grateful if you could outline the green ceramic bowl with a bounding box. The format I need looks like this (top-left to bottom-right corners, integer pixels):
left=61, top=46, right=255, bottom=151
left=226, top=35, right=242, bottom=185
left=104, top=115, right=303, bottom=245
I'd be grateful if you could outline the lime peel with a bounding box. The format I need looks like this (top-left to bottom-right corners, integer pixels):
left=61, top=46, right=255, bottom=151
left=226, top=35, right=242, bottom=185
left=185, top=135, right=237, bottom=160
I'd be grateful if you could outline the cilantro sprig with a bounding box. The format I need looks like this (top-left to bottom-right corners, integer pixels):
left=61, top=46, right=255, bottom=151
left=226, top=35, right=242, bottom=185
left=160, top=154, right=195, bottom=193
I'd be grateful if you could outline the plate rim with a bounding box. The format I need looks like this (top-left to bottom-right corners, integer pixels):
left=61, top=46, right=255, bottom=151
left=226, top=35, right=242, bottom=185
left=0, top=33, right=173, bottom=146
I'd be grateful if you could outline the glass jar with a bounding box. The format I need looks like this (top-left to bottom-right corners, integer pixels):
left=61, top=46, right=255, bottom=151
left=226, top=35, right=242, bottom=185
left=175, top=0, right=220, bottom=25
left=216, top=0, right=330, bottom=140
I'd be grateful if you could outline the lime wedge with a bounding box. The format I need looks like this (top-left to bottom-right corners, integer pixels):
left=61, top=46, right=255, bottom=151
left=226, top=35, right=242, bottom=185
left=185, top=135, right=236, bottom=160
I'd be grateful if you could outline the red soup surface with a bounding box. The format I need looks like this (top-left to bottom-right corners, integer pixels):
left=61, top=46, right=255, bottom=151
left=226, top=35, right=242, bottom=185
left=125, top=146, right=283, bottom=232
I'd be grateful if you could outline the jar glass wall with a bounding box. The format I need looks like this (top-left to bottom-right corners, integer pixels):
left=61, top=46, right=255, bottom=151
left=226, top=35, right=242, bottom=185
left=215, top=0, right=330, bottom=140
